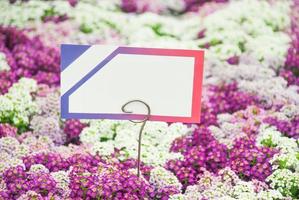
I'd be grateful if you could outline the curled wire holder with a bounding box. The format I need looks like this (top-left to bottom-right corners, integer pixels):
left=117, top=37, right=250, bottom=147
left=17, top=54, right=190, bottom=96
left=121, top=100, right=151, bottom=177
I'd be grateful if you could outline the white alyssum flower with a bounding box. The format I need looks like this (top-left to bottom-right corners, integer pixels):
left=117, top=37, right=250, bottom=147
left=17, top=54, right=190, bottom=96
left=80, top=0, right=120, bottom=10
left=80, top=126, right=104, bottom=143
left=0, top=178, right=6, bottom=190
left=150, top=166, right=182, bottom=191
left=256, top=189, right=284, bottom=200
left=217, top=113, right=233, bottom=124
left=16, top=191, right=42, bottom=200
left=35, top=90, right=60, bottom=116
left=200, top=0, right=291, bottom=69
left=200, top=183, right=232, bottom=199
left=89, top=119, right=123, bottom=139
left=80, top=120, right=127, bottom=144
left=245, top=33, right=290, bottom=70
left=272, top=152, right=299, bottom=172
left=0, top=53, right=10, bottom=71
left=0, top=137, right=29, bottom=174
left=125, top=12, right=201, bottom=43
left=161, top=0, right=185, bottom=12
left=29, top=164, right=49, bottom=173
left=0, top=136, right=20, bottom=153
left=134, top=0, right=185, bottom=14
left=90, top=141, right=115, bottom=156
left=0, top=0, right=196, bottom=52
left=209, top=122, right=245, bottom=148
left=202, top=1, right=291, bottom=90
left=0, top=157, right=24, bottom=175
left=257, top=125, right=299, bottom=172
left=22, top=135, right=55, bottom=154
left=81, top=120, right=189, bottom=166
left=279, top=104, right=299, bottom=119
left=0, top=152, right=9, bottom=163
left=169, top=194, right=185, bottom=200
left=266, top=169, right=299, bottom=198
left=51, top=170, right=71, bottom=197
left=258, top=126, right=299, bottom=197
left=171, top=167, right=285, bottom=200
left=231, top=181, right=255, bottom=198
left=238, top=77, right=299, bottom=106
left=206, top=62, right=276, bottom=85
left=13, top=144, right=30, bottom=159
left=70, top=3, right=127, bottom=32
left=257, top=125, right=298, bottom=154
left=170, top=185, right=203, bottom=200
left=114, top=122, right=186, bottom=165
left=0, top=78, right=38, bottom=127
left=0, top=1, right=70, bottom=27
left=129, top=38, right=198, bottom=50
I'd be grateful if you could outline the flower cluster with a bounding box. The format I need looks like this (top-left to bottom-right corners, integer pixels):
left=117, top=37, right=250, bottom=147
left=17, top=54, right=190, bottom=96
left=264, top=116, right=299, bottom=139
left=167, top=127, right=228, bottom=187
left=121, top=0, right=185, bottom=14
left=228, top=137, right=277, bottom=181
left=64, top=119, right=87, bottom=144
left=199, top=0, right=290, bottom=65
left=0, top=26, right=60, bottom=86
left=197, top=83, right=260, bottom=128
left=23, top=152, right=69, bottom=172
left=0, top=78, right=37, bottom=130
left=209, top=106, right=267, bottom=147
left=170, top=167, right=284, bottom=200
left=0, top=123, right=17, bottom=138
left=257, top=125, right=299, bottom=169
left=1, top=149, right=182, bottom=199
left=206, top=82, right=260, bottom=114
left=0, top=52, right=10, bottom=72
left=0, top=1, right=71, bottom=28
left=281, top=0, right=299, bottom=87
left=150, top=166, right=182, bottom=192
left=80, top=120, right=188, bottom=166
left=69, top=166, right=156, bottom=199
left=267, top=169, right=299, bottom=199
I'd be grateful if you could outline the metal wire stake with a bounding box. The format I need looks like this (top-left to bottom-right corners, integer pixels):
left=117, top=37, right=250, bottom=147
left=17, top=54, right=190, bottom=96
left=121, top=100, right=151, bottom=177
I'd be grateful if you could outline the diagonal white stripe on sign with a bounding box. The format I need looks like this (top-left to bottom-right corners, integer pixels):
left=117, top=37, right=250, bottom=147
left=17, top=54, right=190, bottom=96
left=61, top=45, right=118, bottom=95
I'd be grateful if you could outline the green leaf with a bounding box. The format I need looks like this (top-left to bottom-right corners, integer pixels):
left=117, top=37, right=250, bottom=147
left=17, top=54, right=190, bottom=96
left=80, top=23, right=93, bottom=34
left=261, top=137, right=277, bottom=148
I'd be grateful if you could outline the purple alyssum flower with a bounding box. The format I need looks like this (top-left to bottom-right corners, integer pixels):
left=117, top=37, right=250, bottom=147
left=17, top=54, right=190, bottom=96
left=64, top=119, right=87, bottom=144
left=229, top=137, right=278, bottom=181
left=0, top=123, right=17, bottom=138
left=264, top=116, right=299, bottom=139
left=0, top=26, right=60, bottom=87
left=167, top=127, right=228, bottom=188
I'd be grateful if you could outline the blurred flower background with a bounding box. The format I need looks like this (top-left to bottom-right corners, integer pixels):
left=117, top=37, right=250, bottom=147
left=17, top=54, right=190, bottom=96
left=0, top=0, right=299, bottom=199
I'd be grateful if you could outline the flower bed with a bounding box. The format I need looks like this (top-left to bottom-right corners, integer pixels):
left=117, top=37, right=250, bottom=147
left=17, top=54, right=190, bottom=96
left=0, top=0, right=298, bottom=199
